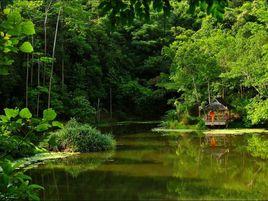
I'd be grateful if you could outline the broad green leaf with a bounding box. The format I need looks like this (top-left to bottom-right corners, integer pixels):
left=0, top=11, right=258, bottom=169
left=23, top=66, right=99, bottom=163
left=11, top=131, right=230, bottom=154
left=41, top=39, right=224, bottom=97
left=3, top=48, right=10, bottom=53
left=21, top=21, right=35, bottom=35
left=43, top=108, right=57, bottom=121
left=0, top=115, right=9, bottom=122
left=3, top=8, right=11, bottom=15
left=52, top=121, right=63, bottom=128
left=7, top=11, right=22, bottom=25
left=29, top=184, right=44, bottom=190
left=4, top=108, right=19, bottom=118
left=40, top=57, right=54, bottom=63
left=19, top=108, right=32, bottom=119
left=20, top=42, right=33, bottom=53
left=35, top=123, right=51, bottom=132
left=16, top=118, right=23, bottom=124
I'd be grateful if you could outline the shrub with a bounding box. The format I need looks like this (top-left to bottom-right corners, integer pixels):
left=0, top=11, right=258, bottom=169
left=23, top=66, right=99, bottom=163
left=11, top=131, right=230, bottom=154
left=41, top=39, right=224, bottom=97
left=49, top=119, right=116, bottom=152
left=0, top=159, right=43, bottom=201
left=0, top=108, right=63, bottom=158
left=69, top=96, right=96, bottom=123
left=0, top=108, right=63, bottom=145
left=0, top=135, right=36, bottom=158
left=161, top=110, right=205, bottom=130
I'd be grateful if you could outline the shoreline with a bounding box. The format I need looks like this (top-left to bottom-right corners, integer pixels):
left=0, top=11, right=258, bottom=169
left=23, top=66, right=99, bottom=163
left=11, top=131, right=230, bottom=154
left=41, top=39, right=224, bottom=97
left=14, top=152, right=78, bottom=170
left=152, top=128, right=268, bottom=135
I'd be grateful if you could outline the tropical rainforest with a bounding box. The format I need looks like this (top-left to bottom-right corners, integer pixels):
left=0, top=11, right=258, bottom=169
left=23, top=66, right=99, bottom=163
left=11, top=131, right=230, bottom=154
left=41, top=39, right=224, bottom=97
left=0, top=0, right=267, bottom=200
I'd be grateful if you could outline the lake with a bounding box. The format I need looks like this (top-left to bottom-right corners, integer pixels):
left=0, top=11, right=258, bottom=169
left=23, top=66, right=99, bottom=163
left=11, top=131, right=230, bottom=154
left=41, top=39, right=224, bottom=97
left=28, top=124, right=268, bottom=200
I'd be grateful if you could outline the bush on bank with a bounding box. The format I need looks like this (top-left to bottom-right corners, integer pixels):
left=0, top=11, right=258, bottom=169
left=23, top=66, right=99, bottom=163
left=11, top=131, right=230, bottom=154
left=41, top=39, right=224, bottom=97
left=48, top=119, right=116, bottom=152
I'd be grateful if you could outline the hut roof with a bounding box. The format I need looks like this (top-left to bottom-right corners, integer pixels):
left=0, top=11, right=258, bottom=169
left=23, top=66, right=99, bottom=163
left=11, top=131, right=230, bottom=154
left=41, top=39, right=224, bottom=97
left=204, top=98, right=228, bottom=111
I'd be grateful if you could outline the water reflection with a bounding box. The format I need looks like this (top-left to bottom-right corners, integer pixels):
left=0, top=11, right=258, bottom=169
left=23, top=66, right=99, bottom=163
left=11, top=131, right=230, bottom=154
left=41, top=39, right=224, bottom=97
left=27, top=130, right=268, bottom=200
left=169, top=133, right=268, bottom=200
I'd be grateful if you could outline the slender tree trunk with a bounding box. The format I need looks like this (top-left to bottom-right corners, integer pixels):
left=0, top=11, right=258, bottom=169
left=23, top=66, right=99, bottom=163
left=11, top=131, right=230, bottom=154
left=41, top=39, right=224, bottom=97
left=37, top=59, right=41, bottom=116
left=26, top=54, right=29, bottom=108
left=97, top=98, right=101, bottom=123
left=110, top=87, right=112, bottom=119
left=208, top=81, right=211, bottom=103
left=61, top=58, right=64, bottom=90
left=48, top=7, right=61, bottom=108
left=43, top=1, right=52, bottom=85
left=30, top=36, right=34, bottom=86
left=192, top=76, right=199, bottom=103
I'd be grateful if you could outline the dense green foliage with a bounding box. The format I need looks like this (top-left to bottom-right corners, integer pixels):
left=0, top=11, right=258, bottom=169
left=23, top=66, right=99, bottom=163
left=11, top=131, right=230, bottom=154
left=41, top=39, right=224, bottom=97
left=0, top=0, right=266, bottom=126
left=0, top=0, right=171, bottom=121
left=0, top=107, right=62, bottom=158
left=0, top=7, right=34, bottom=75
left=160, top=0, right=268, bottom=127
left=99, top=0, right=228, bottom=25
left=0, top=160, right=43, bottom=201
left=0, top=1, right=267, bottom=200
left=49, top=119, right=116, bottom=152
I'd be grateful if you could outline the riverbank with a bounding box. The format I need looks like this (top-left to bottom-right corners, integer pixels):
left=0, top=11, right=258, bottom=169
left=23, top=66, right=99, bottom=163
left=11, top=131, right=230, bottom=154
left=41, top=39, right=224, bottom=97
left=152, top=128, right=268, bottom=135
left=14, top=152, right=78, bottom=170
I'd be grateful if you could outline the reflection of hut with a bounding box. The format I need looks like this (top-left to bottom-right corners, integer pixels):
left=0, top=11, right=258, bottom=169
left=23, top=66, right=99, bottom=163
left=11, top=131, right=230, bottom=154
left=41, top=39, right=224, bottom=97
left=201, top=98, right=230, bottom=126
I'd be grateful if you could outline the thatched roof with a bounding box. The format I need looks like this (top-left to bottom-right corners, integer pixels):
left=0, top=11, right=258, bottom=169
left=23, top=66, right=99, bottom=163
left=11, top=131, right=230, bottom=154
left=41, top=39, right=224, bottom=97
left=204, top=99, right=228, bottom=111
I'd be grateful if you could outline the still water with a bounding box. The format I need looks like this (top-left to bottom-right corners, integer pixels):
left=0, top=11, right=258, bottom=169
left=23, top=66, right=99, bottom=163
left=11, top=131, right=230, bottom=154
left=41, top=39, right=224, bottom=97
left=28, top=124, right=268, bottom=200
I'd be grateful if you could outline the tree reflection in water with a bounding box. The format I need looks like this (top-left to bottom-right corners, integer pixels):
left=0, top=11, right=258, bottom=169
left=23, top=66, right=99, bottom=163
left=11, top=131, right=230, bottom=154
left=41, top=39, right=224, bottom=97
left=168, top=133, right=268, bottom=200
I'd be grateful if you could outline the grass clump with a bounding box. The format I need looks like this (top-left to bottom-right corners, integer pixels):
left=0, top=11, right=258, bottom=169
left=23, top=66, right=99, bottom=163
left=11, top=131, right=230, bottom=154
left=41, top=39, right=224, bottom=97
left=49, top=119, right=116, bottom=152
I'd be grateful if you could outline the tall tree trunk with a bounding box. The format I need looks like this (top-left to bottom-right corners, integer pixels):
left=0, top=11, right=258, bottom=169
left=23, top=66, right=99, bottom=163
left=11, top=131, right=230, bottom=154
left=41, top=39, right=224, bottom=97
left=36, top=59, right=41, bottom=116
left=192, top=76, right=199, bottom=103
left=25, top=54, right=29, bottom=108
left=61, top=57, right=64, bottom=90
left=30, top=36, right=34, bottom=86
left=43, top=0, right=52, bottom=85
left=48, top=7, right=61, bottom=108
left=97, top=98, right=101, bottom=123
left=110, top=87, right=113, bottom=120
left=208, top=81, right=211, bottom=103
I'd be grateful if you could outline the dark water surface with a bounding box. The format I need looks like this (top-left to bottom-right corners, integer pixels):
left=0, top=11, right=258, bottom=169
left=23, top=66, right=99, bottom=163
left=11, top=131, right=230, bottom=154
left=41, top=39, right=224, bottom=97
left=28, top=124, right=268, bottom=200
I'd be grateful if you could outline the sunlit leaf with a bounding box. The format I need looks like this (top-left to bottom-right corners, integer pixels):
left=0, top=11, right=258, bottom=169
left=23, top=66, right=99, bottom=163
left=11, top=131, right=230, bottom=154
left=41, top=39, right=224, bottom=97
left=52, top=121, right=63, bottom=128
left=19, top=108, right=32, bottom=119
left=4, top=108, right=19, bottom=118
left=35, top=123, right=51, bottom=132
left=20, top=42, right=33, bottom=53
left=43, top=108, right=57, bottom=121
left=21, top=21, right=35, bottom=35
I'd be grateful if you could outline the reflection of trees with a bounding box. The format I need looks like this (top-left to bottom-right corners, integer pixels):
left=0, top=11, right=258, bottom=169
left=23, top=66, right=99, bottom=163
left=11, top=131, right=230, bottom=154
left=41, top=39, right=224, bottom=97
left=168, top=135, right=268, bottom=200
left=28, top=151, right=114, bottom=200
left=47, top=151, right=114, bottom=177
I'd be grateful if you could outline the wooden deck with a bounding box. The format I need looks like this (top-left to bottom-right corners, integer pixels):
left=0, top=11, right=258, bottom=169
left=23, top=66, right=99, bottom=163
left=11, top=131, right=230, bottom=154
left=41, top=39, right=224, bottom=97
left=205, top=121, right=226, bottom=126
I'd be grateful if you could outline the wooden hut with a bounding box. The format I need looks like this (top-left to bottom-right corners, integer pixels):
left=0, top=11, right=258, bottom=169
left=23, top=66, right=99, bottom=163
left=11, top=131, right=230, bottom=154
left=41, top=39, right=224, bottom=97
left=202, top=98, right=230, bottom=126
